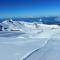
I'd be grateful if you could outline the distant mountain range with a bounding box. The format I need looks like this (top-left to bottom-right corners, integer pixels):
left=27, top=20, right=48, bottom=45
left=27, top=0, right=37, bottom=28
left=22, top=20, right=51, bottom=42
left=0, top=17, right=60, bottom=31
left=0, top=16, right=60, bottom=25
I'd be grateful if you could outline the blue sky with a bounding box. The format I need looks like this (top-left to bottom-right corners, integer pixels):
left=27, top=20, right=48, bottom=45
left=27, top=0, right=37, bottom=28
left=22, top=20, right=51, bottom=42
left=0, top=0, right=60, bottom=18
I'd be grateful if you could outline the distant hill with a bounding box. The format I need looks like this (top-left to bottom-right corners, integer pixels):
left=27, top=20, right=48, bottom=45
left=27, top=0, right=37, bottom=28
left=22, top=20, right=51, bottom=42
left=0, top=16, right=60, bottom=25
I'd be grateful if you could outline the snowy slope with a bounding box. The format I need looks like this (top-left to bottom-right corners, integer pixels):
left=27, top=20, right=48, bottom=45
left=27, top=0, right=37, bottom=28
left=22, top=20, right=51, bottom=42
left=24, top=30, right=60, bottom=60
left=0, top=27, right=57, bottom=60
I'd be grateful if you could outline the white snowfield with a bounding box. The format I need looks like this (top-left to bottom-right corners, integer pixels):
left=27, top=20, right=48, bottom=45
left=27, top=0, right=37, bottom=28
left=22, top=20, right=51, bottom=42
left=0, top=20, right=60, bottom=60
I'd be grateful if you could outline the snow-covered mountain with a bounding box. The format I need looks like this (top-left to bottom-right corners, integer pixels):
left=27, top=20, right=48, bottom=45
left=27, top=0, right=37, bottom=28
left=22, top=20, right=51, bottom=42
left=0, top=19, right=24, bottom=32
left=0, top=18, right=60, bottom=32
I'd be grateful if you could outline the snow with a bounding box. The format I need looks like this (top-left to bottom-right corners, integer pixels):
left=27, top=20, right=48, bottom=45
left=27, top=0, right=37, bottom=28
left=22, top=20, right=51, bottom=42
left=0, top=37, right=49, bottom=60
left=1, top=19, right=60, bottom=32
left=24, top=39, right=60, bottom=60
left=0, top=28, right=55, bottom=60
left=0, top=20, right=60, bottom=60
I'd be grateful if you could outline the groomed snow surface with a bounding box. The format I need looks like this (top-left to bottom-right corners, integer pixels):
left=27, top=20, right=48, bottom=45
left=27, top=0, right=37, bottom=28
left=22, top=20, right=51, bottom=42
left=0, top=25, right=60, bottom=60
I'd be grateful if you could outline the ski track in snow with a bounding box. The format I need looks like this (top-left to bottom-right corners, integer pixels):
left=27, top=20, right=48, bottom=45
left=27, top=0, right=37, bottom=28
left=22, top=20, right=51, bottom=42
left=24, top=39, right=60, bottom=60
